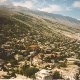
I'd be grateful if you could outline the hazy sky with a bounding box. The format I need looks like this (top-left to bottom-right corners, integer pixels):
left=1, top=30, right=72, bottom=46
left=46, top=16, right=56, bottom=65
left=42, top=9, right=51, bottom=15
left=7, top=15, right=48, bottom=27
left=0, top=0, right=80, bottom=20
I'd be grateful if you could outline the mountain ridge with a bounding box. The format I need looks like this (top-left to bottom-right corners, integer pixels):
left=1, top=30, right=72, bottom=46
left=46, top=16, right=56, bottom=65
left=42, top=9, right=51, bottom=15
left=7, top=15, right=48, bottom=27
left=1, top=5, right=80, bottom=28
left=10, top=5, right=80, bottom=28
left=0, top=5, right=80, bottom=41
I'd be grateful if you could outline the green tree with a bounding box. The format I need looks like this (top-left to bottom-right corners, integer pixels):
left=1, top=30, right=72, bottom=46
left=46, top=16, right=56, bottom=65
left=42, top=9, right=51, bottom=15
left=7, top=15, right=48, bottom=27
left=58, top=62, right=67, bottom=68
left=24, top=67, right=39, bottom=77
left=74, top=61, right=80, bottom=67
left=53, top=71, right=62, bottom=79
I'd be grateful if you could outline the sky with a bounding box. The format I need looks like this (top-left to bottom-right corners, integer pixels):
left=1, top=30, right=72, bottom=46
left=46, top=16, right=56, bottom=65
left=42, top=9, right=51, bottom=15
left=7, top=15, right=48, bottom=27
left=0, top=0, right=80, bottom=20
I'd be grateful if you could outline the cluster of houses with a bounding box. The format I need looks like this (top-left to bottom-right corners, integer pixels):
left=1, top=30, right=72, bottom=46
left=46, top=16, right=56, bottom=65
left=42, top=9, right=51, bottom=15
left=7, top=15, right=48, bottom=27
left=0, top=29, right=80, bottom=80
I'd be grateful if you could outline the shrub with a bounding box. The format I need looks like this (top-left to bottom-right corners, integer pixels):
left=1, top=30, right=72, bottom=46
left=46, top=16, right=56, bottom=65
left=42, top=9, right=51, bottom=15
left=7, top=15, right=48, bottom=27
left=53, top=71, right=62, bottom=79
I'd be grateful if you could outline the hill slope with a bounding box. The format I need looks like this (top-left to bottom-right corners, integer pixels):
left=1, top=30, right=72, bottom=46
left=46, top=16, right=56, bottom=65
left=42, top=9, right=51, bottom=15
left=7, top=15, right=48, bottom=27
left=11, top=6, right=80, bottom=29
left=0, top=6, right=80, bottom=60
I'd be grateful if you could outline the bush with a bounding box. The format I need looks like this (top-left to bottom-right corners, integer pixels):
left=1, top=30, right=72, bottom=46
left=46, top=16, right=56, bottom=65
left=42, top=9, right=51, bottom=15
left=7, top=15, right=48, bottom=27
left=53, top=71, right=62, bottom=79
left=23, top=67, right=39, bottom=77
left=74, top=61, right=80, bottom=67
left=58, top=62, right=67, bottom=68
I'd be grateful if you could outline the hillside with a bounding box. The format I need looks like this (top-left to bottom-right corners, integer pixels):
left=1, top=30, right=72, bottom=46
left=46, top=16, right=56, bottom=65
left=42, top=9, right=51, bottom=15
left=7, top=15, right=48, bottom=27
left=6, top=5, right=80, bottom=39
left=0, top=5, right=80, bottom=79
left=11, top=6, right=80, bottom=28
left=0, top=6, right=80, bottom=59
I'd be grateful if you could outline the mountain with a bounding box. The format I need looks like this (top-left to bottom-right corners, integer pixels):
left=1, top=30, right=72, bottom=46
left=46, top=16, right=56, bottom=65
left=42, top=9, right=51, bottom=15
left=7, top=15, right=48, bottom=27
left=11, top=6, right=80, bottom=28
left=2, top=5, right=80, bottom=28
left=8, top=6, right=80, bottom=38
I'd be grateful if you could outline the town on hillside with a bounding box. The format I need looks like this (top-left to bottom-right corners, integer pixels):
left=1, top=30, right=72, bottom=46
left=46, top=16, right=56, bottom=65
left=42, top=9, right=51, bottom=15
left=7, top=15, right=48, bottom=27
left=0, top=28, right=80, bottom=80
left=0, top=4, right=80, bottom=80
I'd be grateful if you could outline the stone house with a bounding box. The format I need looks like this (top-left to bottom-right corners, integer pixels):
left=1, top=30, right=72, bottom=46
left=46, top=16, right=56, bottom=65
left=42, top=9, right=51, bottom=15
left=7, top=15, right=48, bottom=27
left=35, top=69, right=53, bottom=80
left=14, top=54, right=23, bottom=61
left=32, top=55, right=42, bottom=66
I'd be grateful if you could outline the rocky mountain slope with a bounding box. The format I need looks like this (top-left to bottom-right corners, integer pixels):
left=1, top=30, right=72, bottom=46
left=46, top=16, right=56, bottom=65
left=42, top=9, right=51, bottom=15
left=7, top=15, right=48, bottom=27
left=7, top=5, right=80, bottom=40
left=11, top=6, right=80, bottom=28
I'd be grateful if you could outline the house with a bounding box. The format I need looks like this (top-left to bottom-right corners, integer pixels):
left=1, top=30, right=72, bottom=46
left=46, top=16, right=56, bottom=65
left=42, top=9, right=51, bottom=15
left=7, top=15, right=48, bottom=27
left=30, top=51, right=36, bottom=55
left=44, top=47, right=52, bottom=53
left=18, top=61, right=26, bottom=68
left=21, top=50, right=27, bottom=56
left=0, top=71, right=7, bottom=78
left=14, top=54, right=23, bottom=61
left=35, top=69, right=53, bottom=80
left=66, top=58, right=80, bottom=64
left=45, top=54, right=52, bottom=58
left=21, top=50, right=27, bottom=53
left=6, top=63, right=11, bottom=68
left=32, top=55, right=42, bottom=66
left=39, top=63, right=54, bottom=69
left=52, top=52, right=61, bottom=57
left=29, top=45, right=37, bottom=50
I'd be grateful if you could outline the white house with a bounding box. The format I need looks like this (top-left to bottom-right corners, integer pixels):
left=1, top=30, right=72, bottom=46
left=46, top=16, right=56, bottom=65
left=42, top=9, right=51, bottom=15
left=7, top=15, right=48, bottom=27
left=67, top=58, right=80, bottom=64
left=35, top=69, right=53, bottom=80
left=32, top=55, right=42, bottom=66
left=14, top=54, right=23, bottom=61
